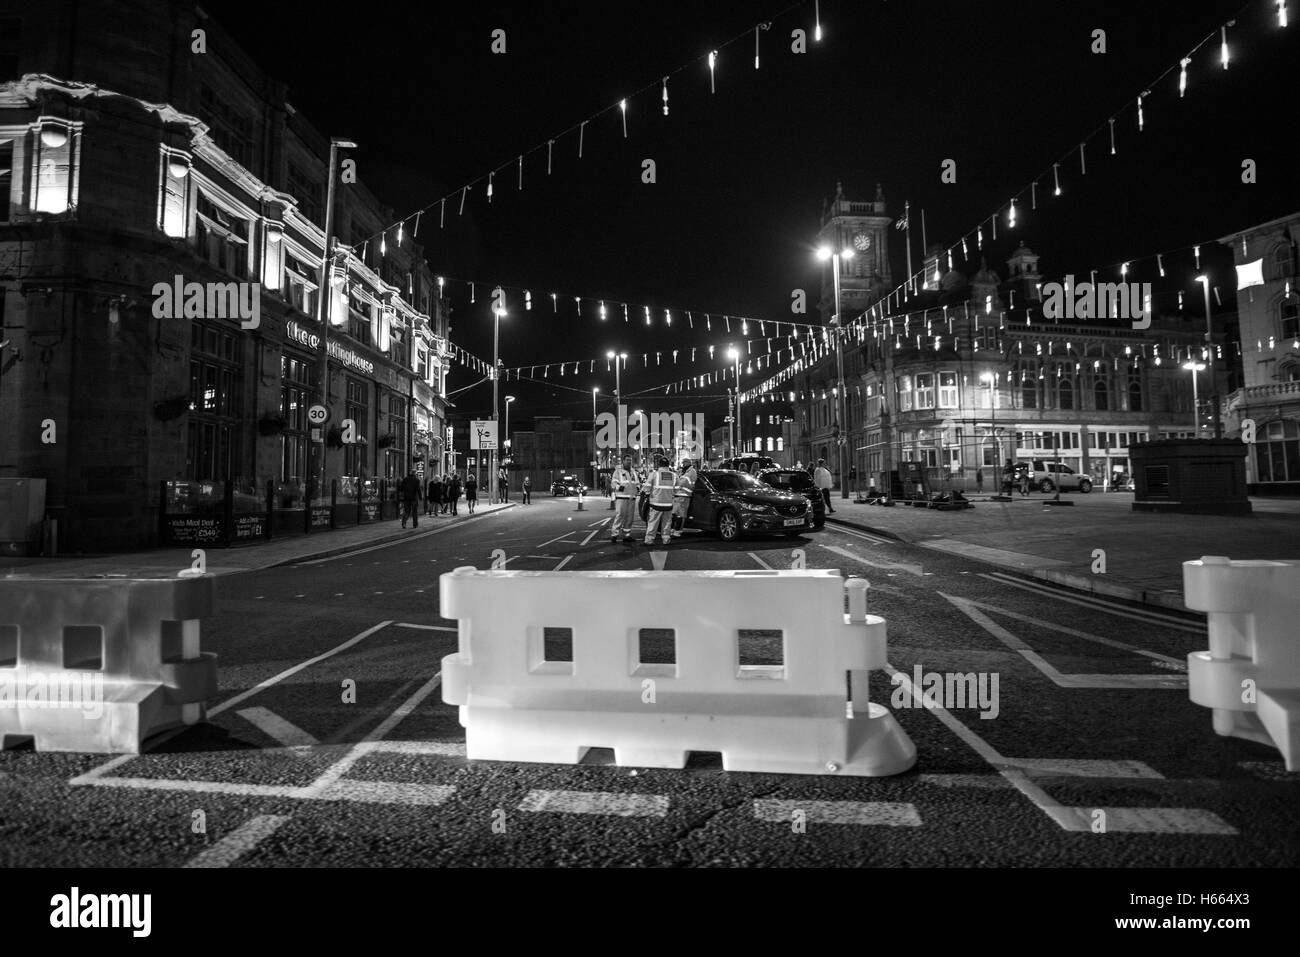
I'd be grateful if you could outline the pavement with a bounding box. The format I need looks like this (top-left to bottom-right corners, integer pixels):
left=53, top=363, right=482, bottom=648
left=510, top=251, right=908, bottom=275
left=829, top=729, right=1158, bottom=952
left=0, top=501, right=517, bottom=579
left=4, top=494, right=1298, bottom=868
left=822, top=491, right=1300, bottom=611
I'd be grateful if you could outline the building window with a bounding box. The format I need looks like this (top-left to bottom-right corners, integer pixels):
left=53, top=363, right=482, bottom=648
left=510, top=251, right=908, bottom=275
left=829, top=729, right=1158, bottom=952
left=199, top=84, right=254, bottom=168
left=0, top=140, right=12, bottom=223
left=777, top=437, right=784, bottom=452
left=384, top=394, right=408, bottom=480
left=280, top=355, right=316, bottom=483
left=348, top=292, right=374, bottom=348
left=915, top=374, right=935, bottom=409
left=344, top=377, right=369, bottom=477
left=1281, top=299, right=1300, bottom=341
left=938, top=372, right=958, bottom=408
left=415, top=342, right=429, bottom=381
left=287, top=162, right=322, bottom=226
left=1058, top=377, right=1074, bottom=410
left=1127, top=376, right=1143, bottom=412
left=389, top=316, right=410, bottom=369
left=1254, top=420, right=1300, bottom=483
left=1093, top=378, right=1109, bottom=411
left=899, top=376, right=913, bottom=412
left=187, top=322, right=243, bottom=481
left=1021, top=378, right=1037, bottom=409
left=285, top=255, right=318, bottom=316
left=195, top=193, right=250, bottom=277
left=1272, top=242, right=1296, bottom=281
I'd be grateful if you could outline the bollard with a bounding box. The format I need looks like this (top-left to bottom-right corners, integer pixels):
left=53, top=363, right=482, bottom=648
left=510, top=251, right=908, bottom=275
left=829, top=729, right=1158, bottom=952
left=575, top=489, right=586, bottom=511
left=439, top=566, right=915, bottom=776
left=0, top=575, right=218, bottom=753
left=1183, top=555, right=1300, bottom=770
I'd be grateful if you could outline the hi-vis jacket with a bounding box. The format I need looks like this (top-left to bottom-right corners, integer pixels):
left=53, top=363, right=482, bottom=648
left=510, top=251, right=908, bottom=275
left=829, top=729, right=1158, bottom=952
left=673, top=470, right=696, bottom=500
left=642, top=467, right=678, bottom=510
left=612, top=466, right=636, bottom=499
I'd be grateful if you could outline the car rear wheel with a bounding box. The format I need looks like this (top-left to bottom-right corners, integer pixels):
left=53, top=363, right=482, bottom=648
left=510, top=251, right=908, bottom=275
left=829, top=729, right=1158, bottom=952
left=1039, top=479, right=1055, bottom=493
left=717, top=508, right=740, bottom=542
left=1078, top=479, right=1092, bottom=493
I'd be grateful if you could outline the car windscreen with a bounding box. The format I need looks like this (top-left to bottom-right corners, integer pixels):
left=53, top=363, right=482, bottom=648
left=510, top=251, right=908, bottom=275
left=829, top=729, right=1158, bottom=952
left=764, top=471, right=813, bottom=491
left=707, top=472, right=763, bottom=492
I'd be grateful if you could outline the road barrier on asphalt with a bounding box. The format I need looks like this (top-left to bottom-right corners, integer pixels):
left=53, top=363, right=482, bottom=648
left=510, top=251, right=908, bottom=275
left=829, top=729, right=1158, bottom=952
left=440, top=566, right=916, bottom=775
left=0, top=576, right=218, bottom=753
left=1183, top=556, right=1300, bottom=771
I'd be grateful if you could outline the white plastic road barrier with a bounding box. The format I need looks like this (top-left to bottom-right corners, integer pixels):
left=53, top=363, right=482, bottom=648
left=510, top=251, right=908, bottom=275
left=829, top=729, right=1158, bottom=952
left=0, top=576, right=217, bottom=753
left=1183, top=556, right=1300, bottom=771
left=440, top=567, right=916, bottom=775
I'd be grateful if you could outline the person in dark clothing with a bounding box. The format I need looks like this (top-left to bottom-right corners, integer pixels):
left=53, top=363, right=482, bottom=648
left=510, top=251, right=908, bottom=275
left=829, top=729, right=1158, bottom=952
left=399, top=470, right=422, bottom=528
left=425, top=475, right=438, bottom=515
left=522, top=475, right=532, bottom=504
left=446, top=474, right=461, bottom=515
left=464, top=471, right=478, bottom=513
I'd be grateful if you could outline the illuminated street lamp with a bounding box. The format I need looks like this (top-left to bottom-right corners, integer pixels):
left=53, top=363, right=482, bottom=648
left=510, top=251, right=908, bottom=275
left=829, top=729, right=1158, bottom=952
left=1182, top=360, right=1206, bottom=436
left=1195, top=274, right=1221, bottom=438
left=726, top=345, right=740, bottom=456
left=817, top=244, right=856, bottom=499
left=607, top=350, right=628, bottom=461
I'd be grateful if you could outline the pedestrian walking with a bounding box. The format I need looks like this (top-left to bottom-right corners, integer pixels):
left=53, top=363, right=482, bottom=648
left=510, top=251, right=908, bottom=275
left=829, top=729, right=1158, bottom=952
left=670, top=459, right=697, bottom=538
left=813, top=458, right=835, bottom=513
left=447, top=473, right=461, bottom=515
left=522, top=475, right=532, bottom=504
left=642, top=456, right=677, bottom=546
left=1018, top=469, right=1031, bottom=497
left=464, top=471, right=478, bottom=513
left=609, top=454, right=637, bottom=542
left=497, top=466, right=509, bottom=504
left=975, top=468, right=984, bottom=494
left=399, top=469, right=422, bottom=528
left=427, top=474, right=442, bottom=515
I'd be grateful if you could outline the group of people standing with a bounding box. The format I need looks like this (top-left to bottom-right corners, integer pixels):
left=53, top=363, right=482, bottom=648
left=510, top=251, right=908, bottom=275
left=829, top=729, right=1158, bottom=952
left=395, top=467, right=534, bottom=528
left=608, top=454, right=698, bottom=546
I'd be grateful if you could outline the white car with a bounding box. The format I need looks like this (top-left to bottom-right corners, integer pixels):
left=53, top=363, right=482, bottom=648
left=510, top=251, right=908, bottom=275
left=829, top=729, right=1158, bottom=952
left=1018, top=459, right=1093, bottom=493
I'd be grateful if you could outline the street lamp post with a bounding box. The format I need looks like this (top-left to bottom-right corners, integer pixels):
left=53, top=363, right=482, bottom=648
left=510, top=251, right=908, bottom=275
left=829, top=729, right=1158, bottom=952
left=817, top=244, right=856, bottom=500
left=727, top=346, right=740, bottom=457
left=313, top=137, right=356, bottom=501
left=490, top=294, right=506, bottom=498
left=591, top=387, right=600, bottom=489
left=1183, top=361, right=1206, bottom=436
left=1196, top=275, right=1221, bottom=438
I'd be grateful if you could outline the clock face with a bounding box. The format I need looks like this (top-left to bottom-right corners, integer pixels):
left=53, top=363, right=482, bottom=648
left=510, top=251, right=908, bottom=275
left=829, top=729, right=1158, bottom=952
left=852, top=232, right=871, bottom=251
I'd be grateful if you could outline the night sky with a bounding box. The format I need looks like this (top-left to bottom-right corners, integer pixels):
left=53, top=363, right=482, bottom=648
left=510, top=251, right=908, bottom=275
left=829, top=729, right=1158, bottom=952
left=206, top=0, right=1299, bottom=426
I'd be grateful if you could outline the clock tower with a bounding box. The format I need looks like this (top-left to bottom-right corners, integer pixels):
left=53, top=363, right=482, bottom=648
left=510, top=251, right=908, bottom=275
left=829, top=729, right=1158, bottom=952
left=818, top=182, right=893, bottom=323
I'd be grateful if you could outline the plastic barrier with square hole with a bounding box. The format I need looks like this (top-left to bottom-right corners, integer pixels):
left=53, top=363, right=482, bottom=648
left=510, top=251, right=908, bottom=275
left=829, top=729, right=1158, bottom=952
left=1183, top=556, right=1300, bottom=771
left=439, top=566, right=916, bottom=775
left=0, top=576, right=217, bottom=753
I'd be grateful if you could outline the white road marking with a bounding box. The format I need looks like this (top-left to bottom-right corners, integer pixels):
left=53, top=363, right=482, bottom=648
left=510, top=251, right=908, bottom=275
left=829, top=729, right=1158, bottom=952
left=588, top=518, right=611, bottom=528
left=919, top=538, right=1068, bottom=569
left=236, top=707, right=320, bottom=750
left=394, top=623, right=458, bottom=633
left=537, top=532, right=581, bottom=549
left=183, top=814, right=291, bottom=868
left=371, top=741, right=466, bottom=757
left=1065, top=807, right=1238, bottom=835
left=208, top=620, right=395, bottom=718
left=832, top=526, right=896, bottom=546
left=753, top=799, right=922, bottom=826
left=579, top=529, right=601, bottom=546
left=747, top=552, right=773, bottom=569
left=554, top=555, right=574, bottom=570
left=317, top=780, right=456, bottom=806
left=649, top=550, right=668, bottom=571
left=940, top=593, right=1187, bottom=688
left=1011, top=758, right=1164, bottom=779
left=77, top=777, right=301, bottom=798
left=918, top=774, right=1012, bottom=789
left=296, top=508, right=510, bottom=565
left=518, top=789, right=669, bottom=817
left=820, top=543, right=924, bottom=577
left=303, top=671, right=444, bottom=800
left=980, top=572, right=1206, bottom=633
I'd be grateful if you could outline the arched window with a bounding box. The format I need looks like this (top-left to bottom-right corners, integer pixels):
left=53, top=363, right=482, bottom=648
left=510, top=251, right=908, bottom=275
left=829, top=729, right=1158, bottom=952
left=1127, top=376, right=1143, bottom=412
left=1255, top=420, right=1300, bottom=483
left=1058, top=377, right=1074, bottom=410
left=1093, top=379, right=1109, bottom=411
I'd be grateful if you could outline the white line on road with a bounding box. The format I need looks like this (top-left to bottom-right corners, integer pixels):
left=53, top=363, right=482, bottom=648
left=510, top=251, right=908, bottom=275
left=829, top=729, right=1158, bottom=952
left=316, top=780, right=456, bottom=806
left=747, top=552, right=773, bottom=569
left=295, top=508, right=512, bottom=565
left=980, top=572, right=1205, bottom=633
left=579, top=529, right=601, bottom=546
left=518, top=789, right=669, bottom=817
left=536, top=532, right=581, bottom=549
left=554, top=555, right=574, bottom=570
left=919, top=539, right=1069, bottom=569
left=1064, top=807, right=1238, bottom=835
left=831, top=525, right=897, bottom=546
left=1011, top=758, right=1164, bottom=779
left=209, top=620, right=395, bottom=718
left=820, top=543, right=924, bottom=576
left=371, top=740, right=466, bottom=757
left=236, top=707, right=320, bottom=751
left=394, top=623, right=458, bottom=632
left=588, top=518, right=611, bottom=528
left=752, top=799, right=922, bottom=826
left=183, top=814, right=291, bottom=868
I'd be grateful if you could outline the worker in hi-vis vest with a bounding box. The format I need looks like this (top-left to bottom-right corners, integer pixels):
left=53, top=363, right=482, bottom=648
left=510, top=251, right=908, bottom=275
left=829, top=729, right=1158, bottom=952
left=642, top=455, right=678, bottom=546
left=670, top=459, right=696, bottom=538
left=609, top=453, right=638, bottom=542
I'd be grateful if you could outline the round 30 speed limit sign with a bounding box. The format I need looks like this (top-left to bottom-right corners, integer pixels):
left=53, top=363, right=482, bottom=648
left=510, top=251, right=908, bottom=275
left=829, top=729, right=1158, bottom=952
left=307, top=404, right=330, bottom=427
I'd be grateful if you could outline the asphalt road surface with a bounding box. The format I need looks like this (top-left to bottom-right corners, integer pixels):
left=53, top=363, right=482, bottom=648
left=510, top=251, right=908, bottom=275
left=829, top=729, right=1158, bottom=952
left=3, top=495, right=1297, bottom=867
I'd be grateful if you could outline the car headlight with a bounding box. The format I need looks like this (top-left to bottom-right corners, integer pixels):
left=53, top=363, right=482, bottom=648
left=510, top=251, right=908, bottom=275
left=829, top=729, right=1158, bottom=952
left=737, top=501, right=772, bottom=513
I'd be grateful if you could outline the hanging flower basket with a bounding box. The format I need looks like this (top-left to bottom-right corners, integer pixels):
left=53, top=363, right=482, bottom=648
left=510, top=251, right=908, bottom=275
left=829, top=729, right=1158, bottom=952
left=153, top=395, right=189, bottom=422
left=258, top=414, right=287, bottom=436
